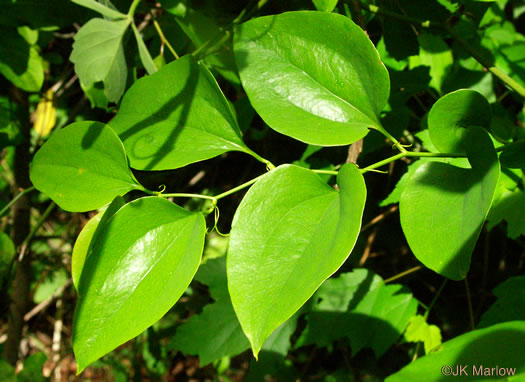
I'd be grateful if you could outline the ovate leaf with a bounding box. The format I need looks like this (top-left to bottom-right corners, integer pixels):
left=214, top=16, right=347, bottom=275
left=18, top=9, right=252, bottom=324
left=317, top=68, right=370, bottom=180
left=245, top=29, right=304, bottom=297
left=478, top=276, right=525, bottom=328
left=386, top=321, right=525, bottom=381
left=30, top=122, right=142, bottom=212
left=73, top=197, right=206, bottom=373
left=228, top=163, right=366, bottom=357
left=428, top=89, right=491, bottom=154
left=70, top=18, right=130, bottom=103
left=404, top=315, right=442, bottom=354
left=0, top=231, right=15, bottom=279
left=400, top=128, right=500, bottom=280
left=110, top=55, right=253, bottom=170
left=71, top=196, right=126, bottom=289
left=234, top=11, right=390, bottom=146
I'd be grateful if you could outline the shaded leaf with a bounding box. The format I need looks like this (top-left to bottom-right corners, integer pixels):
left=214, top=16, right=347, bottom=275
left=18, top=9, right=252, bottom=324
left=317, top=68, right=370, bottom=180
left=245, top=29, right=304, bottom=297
left=428, top=89, right=491, bottom=155
left=71, top=0, right=126, bottom=19
left=478, top=276, right=525, bottom=328
left=110, top=55, right=252, bottom=171
left=400, top=128, right=500, bottom=280
left=131, top=23, right=157, bottom=75
left=70, top=18, right=130, bottom=102
left=486, top=187, right=525, bottom=239
left=0, top=26, right=44, bottom=92
left=500, top=140, right=525, bottom=169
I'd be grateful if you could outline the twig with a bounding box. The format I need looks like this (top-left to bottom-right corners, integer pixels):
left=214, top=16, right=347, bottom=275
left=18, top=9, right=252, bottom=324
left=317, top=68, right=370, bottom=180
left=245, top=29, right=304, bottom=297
left=384, top=265, right=422, bottom=283
left=359, top=227, right=377, bottom=266
left=24, top=279, right=72, bottom=322
left=361, top=205, right=398, bottom=232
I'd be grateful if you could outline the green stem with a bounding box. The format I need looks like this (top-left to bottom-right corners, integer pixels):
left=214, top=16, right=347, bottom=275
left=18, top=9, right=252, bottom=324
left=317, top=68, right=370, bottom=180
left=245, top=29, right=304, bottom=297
left=128, top=0, right=141, bottom=18
left=245, top=148, right=276, bottom=170
left=375, top=126, right=408, bottom=153
left=233, top=0, right=269, bottom=24
left=360, top=151, right=465, bottom=174
left=360, top=2, right=525, bottom=98
left=153, top=19, right=179, bottom=59
left=18, top=202, right=56, bottom=261
left=312, top=169, right=339, bottom=176
left=0, top=187, right=35, bottom=218
left=214, top=173, right=267, bottom=200
left=384, top=265, right=422, bottom=284
left=424, top=279, right=448, bottom=320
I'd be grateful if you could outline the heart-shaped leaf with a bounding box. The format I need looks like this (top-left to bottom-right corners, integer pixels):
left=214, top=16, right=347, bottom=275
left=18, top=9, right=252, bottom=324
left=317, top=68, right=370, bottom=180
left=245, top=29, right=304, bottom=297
left=73, top=196, right=206, bottom=373
left=30, top=122, right=142, bottom=212
left=428, top=89, right=491, bottom=154
left=234, top=11, right=390, bottom=146
left=227, top=163, right=366, bottom=356
left=400, top=128, right=500, bottom=280
left=110, top=55, right=254, bottom=171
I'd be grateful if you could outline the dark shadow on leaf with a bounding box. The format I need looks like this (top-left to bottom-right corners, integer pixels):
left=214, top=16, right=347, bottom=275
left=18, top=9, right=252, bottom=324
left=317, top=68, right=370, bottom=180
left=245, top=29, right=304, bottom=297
left=0, top=27, right=30, bottom=76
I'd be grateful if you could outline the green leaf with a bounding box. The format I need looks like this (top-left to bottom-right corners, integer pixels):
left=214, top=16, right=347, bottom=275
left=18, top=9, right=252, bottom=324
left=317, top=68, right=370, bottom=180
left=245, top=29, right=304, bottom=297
left=500, top=140, right=525, bottom=169
left=71, top=0, right=126, bottom=19
left=404, top=315, right=442, bottom=354
left=30, top=121, right=142, bottom=212
left=131, top=23, right=158, bottom=75
left=17, top=352, right=47, bottom=382
left=173, top=300, right=250, bottom=366
left=234, top=11, right=390, bottom=146
left=409, top=32, right=453, bottom=94
left=428, top=89, right=492, bottom=154
left=0, top=26, right=44, bottom=92
left=33, top=268, right=68, bottom=304
left=70, top=18, right=130, bottom=103
left=168, top=3, right=240, bottom=84
left=172, top=257, right=249, bottom=365
left=386, top=321, right=525, bottom=381
left=478, top=276, right=525, bottom=328
left=227, top=163, right=366, bottom=357
left=0, top=231, right=15, bottom=282
left=486, top=187, right=525, bottom=239
left=71, top=196, right=126, bottom=289
left=73, top=196, right=206, bottom=373
left=297, top=269, right=417, bottom=357
left=400, top=128, right=500, bottom=280
left=110, top=55, right=252, bottom=171
left=312, top=0, right=338, bottom=12
left=0, top=359, right=16, bottom=382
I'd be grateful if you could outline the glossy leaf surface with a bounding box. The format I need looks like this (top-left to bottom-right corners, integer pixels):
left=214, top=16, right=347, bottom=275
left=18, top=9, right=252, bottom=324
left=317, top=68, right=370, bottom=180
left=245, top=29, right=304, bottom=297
left=73, top=197, right=206, bottom=372
left=71, top=197, right=126, bottom=289
left=110, top=55, right=251, bottom=170
left=228, top=163, right=366, bottom=356
left=386, top=321, right=525, bottom=381
left=428, top=89, right=491, bottom=154
left=234, top=11, right=390, bottom=145
left=70, top=18, right=130, bottom=102
left=400, top=128, right=500, bottom=280
left=30, top=122, right=141, bottom=212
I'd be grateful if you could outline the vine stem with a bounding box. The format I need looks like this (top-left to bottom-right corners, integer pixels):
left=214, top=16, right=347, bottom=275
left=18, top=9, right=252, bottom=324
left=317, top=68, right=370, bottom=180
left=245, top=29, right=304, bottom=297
left=0, top=186, right=35, bottom=218
left=360, top=151, right=465, bottom=174
left=384, top=265, right=422, bottom=283
left=152, top=19, right=179, bottom=59
left=359, top=2, right=525, bottom=98
left=128, top=0, right=141, bottom=18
